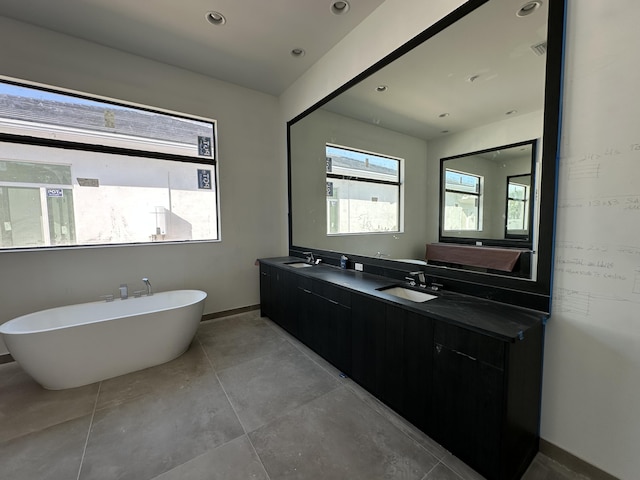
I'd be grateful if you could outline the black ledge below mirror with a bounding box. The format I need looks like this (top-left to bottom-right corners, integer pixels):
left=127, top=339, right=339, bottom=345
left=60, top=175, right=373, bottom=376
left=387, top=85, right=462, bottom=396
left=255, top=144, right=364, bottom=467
left=287, top=0, right=565, bottom=313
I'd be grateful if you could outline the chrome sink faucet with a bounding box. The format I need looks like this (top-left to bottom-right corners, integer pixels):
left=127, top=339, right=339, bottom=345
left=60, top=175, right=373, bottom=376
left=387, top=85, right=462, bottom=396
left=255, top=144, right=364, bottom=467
left=407, top=271, right=426, bottom=288
left=303, top=251, right=315, bottom=264
left=142, top=277, right=153, bottom=296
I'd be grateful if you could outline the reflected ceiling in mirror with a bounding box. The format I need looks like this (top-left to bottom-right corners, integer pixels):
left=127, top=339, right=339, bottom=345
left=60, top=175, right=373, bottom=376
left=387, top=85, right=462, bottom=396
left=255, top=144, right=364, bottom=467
left=321, top=0, right=547, bottom=141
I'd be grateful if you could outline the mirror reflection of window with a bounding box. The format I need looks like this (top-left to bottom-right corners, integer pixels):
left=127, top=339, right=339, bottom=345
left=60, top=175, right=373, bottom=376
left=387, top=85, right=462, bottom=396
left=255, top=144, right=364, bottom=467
left=506, top=174, right=531, bottom=237
left=325, top=144, right=401, bottom=235
left=444, top=169, right=483, bottom=231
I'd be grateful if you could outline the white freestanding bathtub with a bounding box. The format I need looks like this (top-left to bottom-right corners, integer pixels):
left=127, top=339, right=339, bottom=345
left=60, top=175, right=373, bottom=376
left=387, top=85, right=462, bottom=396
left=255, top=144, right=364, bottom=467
left=0, top=290, right=206, bottom=390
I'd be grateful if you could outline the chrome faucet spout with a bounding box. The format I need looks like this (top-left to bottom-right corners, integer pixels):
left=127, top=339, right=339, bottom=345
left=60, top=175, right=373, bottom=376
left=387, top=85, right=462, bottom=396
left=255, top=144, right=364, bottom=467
left=142, top=277, right=153, bottom=296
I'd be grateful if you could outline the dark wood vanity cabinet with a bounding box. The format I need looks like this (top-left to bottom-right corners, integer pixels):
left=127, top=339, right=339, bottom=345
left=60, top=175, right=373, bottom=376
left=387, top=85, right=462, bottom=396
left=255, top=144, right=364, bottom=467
left=297, top=276, right=351, bottom=374
left=259, top=263, right=298, bottom=336
left=259, top=261, right=543, bottom=480
left=432, top=321, right=543, bottom=480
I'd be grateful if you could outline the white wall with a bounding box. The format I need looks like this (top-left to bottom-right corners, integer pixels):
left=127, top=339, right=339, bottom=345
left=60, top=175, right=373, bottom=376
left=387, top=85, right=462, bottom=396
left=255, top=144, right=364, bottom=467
left=0, top=17, right=288, bottom=353
left=281, top=1, right=639, bottom=478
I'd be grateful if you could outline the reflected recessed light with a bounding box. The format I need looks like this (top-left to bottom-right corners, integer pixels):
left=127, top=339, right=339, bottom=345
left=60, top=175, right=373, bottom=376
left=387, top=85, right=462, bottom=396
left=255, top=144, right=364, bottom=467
left=505, top=110, right=518, bottom=115
left=376, top=85, right=388, bottom=92
left=517, top=1, right=542, bottom=17
left=205, top=11, right=226, bottom=25
left=331, top=1, right=350, bottom=15
left=291, top=48, right=306, bottom=58
left=439, top=113, right=450, bottom=118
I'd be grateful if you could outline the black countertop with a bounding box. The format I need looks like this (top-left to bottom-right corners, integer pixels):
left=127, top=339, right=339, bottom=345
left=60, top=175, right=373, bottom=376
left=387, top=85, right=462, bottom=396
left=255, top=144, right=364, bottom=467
left=260, top=257, right=546, bottom=342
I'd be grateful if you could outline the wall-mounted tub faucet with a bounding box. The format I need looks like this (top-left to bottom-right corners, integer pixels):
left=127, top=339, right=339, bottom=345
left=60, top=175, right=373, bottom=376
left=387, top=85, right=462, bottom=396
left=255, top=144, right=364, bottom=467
left=142, top=277, right=153, bottom=296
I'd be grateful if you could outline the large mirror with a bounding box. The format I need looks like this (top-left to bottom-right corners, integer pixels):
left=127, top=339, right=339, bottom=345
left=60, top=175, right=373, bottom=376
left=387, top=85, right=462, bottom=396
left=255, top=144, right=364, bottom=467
left=288, top=0, right=564, bottom=311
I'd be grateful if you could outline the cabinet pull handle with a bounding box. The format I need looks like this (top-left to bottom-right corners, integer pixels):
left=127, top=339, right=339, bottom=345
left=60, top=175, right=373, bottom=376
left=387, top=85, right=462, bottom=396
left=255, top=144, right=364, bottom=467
left=328, top=299, right=339, bottom=305
left=453, top=349, right=477, bottom=361
left=303, top=289, right=312, bottom=294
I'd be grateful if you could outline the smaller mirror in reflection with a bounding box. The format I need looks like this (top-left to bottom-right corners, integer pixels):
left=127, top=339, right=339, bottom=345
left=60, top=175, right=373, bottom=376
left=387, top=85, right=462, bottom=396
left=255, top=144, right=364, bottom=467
left=440, top=140, right=536, bottom=246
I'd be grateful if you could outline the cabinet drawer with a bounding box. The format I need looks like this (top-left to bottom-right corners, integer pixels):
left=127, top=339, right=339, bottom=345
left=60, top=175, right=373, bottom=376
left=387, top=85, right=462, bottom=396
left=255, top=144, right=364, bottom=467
left=434, top=322, right=504, bottom=370
left=312, top=281, right=351, bottom=307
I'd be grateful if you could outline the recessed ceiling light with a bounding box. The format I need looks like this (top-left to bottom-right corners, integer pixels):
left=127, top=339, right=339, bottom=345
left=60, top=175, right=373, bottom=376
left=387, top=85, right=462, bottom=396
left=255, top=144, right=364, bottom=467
left=505, top=110, right=518, bottom=115
left=516, top=1, right=542, bottom=17
left=441, top=130, right=450, bottom=134
left=376, top=85, right=388, bottom=92
left=205, top=11, right=226, bottom=26
left=331, top=1, right=350, bottom=15
left=439, top=113, right=450, bottom=118
left=291, top=48, right=306, bottom=58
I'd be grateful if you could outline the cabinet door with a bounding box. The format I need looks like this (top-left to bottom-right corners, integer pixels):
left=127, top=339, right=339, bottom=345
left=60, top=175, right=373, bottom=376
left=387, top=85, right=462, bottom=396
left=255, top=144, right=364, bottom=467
left=272, top=268, right=298, bottom=335
left=351, top=294, right=386, bottom=398
left=402, top=311, right=433, bottom=433
left=383, top=305, right=405, bottom=413
left=432, top=324, right=505, bottom=480
left=259, top=263, right=272, bottom=319
left=298, top=280, right=352, bottom=375
left=296, top=278, right=315, bottom=348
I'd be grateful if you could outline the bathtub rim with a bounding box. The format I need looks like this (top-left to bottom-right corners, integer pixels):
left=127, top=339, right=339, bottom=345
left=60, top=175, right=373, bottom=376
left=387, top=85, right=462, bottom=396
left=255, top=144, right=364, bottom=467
left=0, top=289, right=207, bottom=336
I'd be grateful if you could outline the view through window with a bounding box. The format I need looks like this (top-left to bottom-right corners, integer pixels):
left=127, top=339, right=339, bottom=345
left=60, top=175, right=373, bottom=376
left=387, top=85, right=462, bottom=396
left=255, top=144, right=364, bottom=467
left=0, top=80, right=219, bottom=250
left=325, top=145, right=401, bottom=235
left=443, top=169, right=483, bottom=231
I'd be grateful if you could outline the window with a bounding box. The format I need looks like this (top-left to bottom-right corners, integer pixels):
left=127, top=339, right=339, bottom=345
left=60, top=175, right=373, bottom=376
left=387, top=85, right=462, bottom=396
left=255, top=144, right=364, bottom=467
left=325, top=145, right=401, bottom=235
left=444, top=169, right=482, bottom=231
left=0, top=80, right=219, bottom=250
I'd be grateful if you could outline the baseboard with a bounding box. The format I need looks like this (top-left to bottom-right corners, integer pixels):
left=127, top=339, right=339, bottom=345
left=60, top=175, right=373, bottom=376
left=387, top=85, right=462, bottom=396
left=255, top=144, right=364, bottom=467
left=540, top=439, right=620, bottom=480
left=0, top=353, right=14, bottom=364
left=201, top=304, right=260, bottom=321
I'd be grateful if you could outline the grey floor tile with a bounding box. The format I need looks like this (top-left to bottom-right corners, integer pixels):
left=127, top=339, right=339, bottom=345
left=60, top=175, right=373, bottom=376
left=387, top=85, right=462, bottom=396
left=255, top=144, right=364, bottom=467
left=152, top=435, right=269, bottom=480
left=440, top=452, right=487, bottom=480
left=342, top=377, right=449, bottom=460
left=96, top=342, right=213, bottom=410
left=0, top=361, right=99, bottom=443
left=522, top=453, right=591, bottom=480
left=217, top=342, right=341, bottom=432
left=249, top=386, right=439, bottom=480
left=424, top=462, right=465, bottom=480
left=0, top=415, right=91, bottom=480
left=198, top=314, right=288, bottom=371
left=79, top=368, right=244, bottom=480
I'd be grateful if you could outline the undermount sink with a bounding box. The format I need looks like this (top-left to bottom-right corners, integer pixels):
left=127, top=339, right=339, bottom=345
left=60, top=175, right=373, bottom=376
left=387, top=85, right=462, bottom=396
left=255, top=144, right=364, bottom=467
left=286, top=262, right=313, bottom=268
left=378, top=286, right=437, bottom=303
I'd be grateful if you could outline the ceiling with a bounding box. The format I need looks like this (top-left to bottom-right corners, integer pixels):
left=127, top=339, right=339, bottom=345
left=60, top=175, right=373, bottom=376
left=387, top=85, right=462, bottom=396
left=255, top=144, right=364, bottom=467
left=0, top=0, right=386, bottom=96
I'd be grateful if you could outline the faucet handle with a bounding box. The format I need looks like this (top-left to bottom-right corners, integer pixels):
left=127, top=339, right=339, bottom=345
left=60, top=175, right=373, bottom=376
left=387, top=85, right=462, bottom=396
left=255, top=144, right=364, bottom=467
left=404, top=276, right=417, bottom=287
left=100, top=294, right=114, bottom=302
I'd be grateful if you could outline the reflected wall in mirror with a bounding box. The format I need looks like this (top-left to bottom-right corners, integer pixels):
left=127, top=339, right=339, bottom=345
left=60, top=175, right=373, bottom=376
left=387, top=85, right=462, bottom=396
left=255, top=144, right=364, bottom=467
left=440, top=140, right=536, bottom=245
left=288, top=0, right=564, bottom=311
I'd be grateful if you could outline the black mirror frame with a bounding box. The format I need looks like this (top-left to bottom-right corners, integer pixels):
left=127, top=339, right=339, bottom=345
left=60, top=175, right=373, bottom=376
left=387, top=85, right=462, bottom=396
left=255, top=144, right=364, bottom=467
left=287, top=0, right=566, bottom=313
left=438, top=139, right=537, bottom=249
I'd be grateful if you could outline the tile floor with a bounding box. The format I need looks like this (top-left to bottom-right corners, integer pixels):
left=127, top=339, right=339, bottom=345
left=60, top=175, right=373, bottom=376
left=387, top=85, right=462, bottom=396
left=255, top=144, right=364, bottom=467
left=0, top=310, right=591, bottom=480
